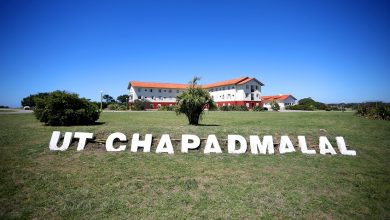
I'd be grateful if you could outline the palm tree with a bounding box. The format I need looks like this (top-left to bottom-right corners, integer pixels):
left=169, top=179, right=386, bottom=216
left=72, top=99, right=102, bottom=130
left=175, top=77, right=215, bottom=125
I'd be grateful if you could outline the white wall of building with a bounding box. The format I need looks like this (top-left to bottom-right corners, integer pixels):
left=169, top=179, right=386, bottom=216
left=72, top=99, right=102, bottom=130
left=129, top=86, right=184, bottom=103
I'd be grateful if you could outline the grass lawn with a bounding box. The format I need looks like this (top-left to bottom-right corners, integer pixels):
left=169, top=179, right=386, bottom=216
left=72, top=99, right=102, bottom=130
left=0, top=111, right=389, bottom=219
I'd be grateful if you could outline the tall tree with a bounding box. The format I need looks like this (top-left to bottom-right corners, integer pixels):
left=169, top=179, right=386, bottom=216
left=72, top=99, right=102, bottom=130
left=175, top=77, right=215, bottom=125
left=116, top=94, right=128, bottom=104
left=103, top=94, right=115, bottom=103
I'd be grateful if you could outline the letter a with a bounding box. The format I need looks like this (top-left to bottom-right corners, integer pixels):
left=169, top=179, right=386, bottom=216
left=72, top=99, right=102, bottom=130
left=49, top=131, right=73, bottom=151
left=156, top=134, right=174, bottom=154
left=204, top=135, right=222, bottom=154
left=319, top=136, right=337, bottom=155
left=279, top=136, right=295, bottom=154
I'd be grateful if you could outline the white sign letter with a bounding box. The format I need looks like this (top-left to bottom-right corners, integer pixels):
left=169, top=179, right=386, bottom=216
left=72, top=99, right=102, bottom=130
left=106, top=132, right=127, bottom=151
left=131, top=133, right=153, bottom=152
left=204, top=135, right=222, bottom=154
left=49, top=131, right=73, bottom=151
left=181, top=134, right=200, bottom=153
left=319, top=136, right=337, bottom=155
left=279, top=136, right=295, bottom=154
left=228, top=135, right=247, bottom=154
left=156, top=134, right=174, bottom=154
left=336, top=137, right=356, bottom=156
left=74, top=132, right=94, bottom=151
left=249, top=135, right=274, bottom=154
left=298, top=136, right=316, bottom=154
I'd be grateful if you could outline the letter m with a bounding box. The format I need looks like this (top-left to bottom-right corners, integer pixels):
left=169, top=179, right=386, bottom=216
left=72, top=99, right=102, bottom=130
left=249, top=135, right=274, bottom=154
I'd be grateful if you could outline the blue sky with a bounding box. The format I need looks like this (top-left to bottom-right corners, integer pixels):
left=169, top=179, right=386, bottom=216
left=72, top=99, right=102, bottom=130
left=0, top=0, right=389, bottom=107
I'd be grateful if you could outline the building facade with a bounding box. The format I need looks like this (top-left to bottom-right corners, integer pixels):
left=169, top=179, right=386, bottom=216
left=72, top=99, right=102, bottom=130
left=262, top=94, right=297, bottom=110
left=128, top=77, right=264, bottom=109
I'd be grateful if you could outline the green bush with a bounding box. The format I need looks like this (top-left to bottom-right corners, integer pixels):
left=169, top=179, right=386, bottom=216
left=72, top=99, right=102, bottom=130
left=271, top=101, right=280, bottom=111
left=252, top=105, right=266, bottom=111
left=107, top=103, right=127, bottom=111
left=131, top=99, right=150, bottom=111
left=33, top=91, right=100, bottom=126
left=21, top=92, right=49, bottom=107
left=219, top=105, right=248, bottom=111
left=356, top=102, right=390, bottom=120
left=158, top=105, right=176, bottom=111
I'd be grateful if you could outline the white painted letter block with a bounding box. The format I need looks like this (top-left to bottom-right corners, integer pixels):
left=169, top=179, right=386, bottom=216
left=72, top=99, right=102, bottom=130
left=319, top=136, right=337, bottom=155
left=74, top=132, right=94, bottom=151
left=106, top=132, right=127, bottom=151
left=298, top=136, right=316, bottom=154
left=279, top=136, right=295, bottom=154
left=156, top=134, right=174, bottom=154
left=249, top=135, right=274, bottom=154
left=181, top=134, right=200, bottom=153
left=49, top=131, right=73, bottom=151
left=228, top=135, right=247, bottom=154
left=204, top=135, right=222, bottom=154
left=336, top=137, right=356, bottom=156
left=131, top=133, right=153, bottom=152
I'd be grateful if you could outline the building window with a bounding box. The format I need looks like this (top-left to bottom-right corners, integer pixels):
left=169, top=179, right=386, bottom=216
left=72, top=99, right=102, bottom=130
left=245, top=93, right=249, bottom=98
left=150, top=89, right=153, bottom=92
left=255, top=85, right=258, bottom=90
left=159, top=89, right=161, bottom=93
left=169, top=89, right=172, bottom=93
left=144, top=89, right=147, bottom=92
left=159, top=96, right=162, bottom=100
left=138, top=88, right=141, bottom=92
left=232, top=86, right=235, bottom=89
left=164, top=90, right=166, bottom=92
left=138, top=96, right=141, bottom=99
left=246, top=85, right=249, bottom=89
left=177, top=90, right=179, bottom=93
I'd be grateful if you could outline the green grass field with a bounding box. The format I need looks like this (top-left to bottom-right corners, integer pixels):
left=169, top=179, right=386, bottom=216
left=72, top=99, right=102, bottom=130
left=1, top=111, right=389, bottom=219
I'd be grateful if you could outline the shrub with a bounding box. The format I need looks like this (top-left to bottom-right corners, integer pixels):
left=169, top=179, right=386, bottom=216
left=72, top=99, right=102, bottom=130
left=107, top=103, right=120, bottom=110
left=107, top=103, right=127, bottom=110
left=356, top=102, right=390, bottom=120
left=21, top=92, right=49, bottom=107
left=131, top=100, right=150, bottom=111
left=33, top=91, right=100, bottom=126
left=219, top=105, right=248, bottom=111
left=252, top=105, right=265, bottom=111
left=271, top=101, right=280, bottom=111
left=158, top=105, right=176, bottom=111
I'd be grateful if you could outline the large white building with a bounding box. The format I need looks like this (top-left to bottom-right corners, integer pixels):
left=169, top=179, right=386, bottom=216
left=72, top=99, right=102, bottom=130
left=127, top=76, right=264, bottom=109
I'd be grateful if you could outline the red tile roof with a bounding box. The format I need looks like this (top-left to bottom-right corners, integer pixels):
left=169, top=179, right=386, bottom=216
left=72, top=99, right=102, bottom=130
left=202, top=77, right=249, bottom=89
left=262, top=94, right=297, bottom=102
left=128, top=76, right=264, bottom=89
left=129, top=81, right=188, bottom=89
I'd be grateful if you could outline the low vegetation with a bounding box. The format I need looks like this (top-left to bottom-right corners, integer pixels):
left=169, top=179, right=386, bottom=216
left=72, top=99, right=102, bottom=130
left=355, top=102, right=390, bottom=120
left=33, top=90, right=100, bottom=126
left=131, top=99, right=150, bottom=111
left=286, top=97, right=340, bottom=111
left=219, top=105, right=248, bottom=111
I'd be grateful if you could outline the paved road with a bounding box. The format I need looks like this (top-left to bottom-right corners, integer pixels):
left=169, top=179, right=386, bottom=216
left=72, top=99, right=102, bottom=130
left=0, top=109, right=33, bottom=114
